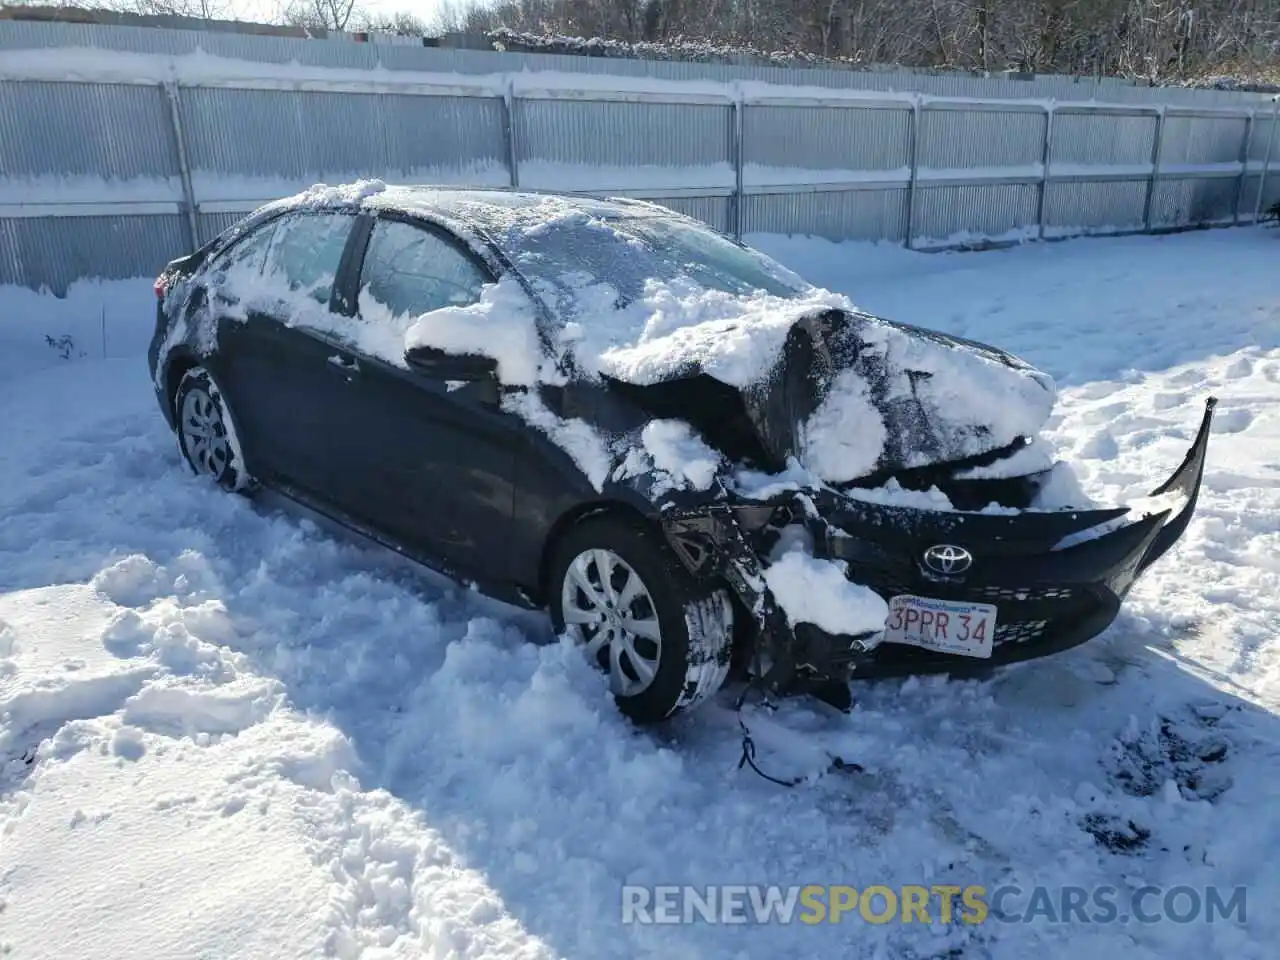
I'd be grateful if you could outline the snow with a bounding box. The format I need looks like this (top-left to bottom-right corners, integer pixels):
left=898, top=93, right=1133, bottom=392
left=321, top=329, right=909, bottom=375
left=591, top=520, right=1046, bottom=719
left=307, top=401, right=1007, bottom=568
left=744, top=164, right=911, bottom=187
left=3, top=225, right=1280, bottom=959
left=0, top=276, right=155, bottom=380
left=585, top=281, right=849, bottom=387
left=763, top=549, right=890, bottom=636
left=640, top=420, right=722, bottom=491
left=798, top=367, right=888, bottom=482
left=918, top=164, right=1045, bottom=182
left=10, top=45, right=1258, bottom=119
left=1049, top=162, right=1157, bottom=179
left=0, top=46, right=896, bottom=105
left=502, top=389, right=614, bottom=492
left=519, top=161, right=735, bottom=193
left=189, top=164, right=511, bottom=204
left=0, top=173, right=183, bottom=206
left=402, top=276, right=545, bottom=387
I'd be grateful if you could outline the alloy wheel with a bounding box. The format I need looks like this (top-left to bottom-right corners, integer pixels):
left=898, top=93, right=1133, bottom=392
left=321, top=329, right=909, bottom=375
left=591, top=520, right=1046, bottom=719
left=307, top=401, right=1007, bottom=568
left=560, top=548, right=664, bottom=696
left=179, top=386, right=231, bottom=479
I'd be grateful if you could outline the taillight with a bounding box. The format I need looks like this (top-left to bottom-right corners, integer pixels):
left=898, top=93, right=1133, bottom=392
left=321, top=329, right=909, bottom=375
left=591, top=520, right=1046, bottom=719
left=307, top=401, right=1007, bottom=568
left=154, top=275, right=167, bottom=299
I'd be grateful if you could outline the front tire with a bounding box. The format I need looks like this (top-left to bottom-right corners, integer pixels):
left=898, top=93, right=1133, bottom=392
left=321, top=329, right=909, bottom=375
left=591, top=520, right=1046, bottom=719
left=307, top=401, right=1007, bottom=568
left=173, top=366, right=246, bottom=492
left=549, top=514, right=734, bottom=724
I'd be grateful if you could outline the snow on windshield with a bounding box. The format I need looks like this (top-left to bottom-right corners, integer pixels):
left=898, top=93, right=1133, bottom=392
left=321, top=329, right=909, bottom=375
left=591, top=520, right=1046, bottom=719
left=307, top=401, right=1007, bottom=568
left=499, top=209, right=811, bottom=318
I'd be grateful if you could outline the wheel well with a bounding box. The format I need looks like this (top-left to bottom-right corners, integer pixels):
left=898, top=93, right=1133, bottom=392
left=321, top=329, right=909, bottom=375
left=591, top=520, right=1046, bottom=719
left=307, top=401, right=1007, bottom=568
left=536, top=499, right=653, bottom=606
left=163, top=352, right=200, bottom=423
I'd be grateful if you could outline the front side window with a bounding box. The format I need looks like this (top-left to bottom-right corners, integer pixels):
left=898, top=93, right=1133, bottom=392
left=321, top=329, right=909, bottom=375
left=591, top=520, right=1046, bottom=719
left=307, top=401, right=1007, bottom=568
left=262, top=212, right=354, bottom=305
left=359, top=219, right=489, bottom=318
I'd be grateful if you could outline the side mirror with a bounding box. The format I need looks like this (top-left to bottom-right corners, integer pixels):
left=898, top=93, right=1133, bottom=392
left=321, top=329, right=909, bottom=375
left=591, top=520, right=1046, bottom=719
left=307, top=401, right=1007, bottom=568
left=405, top=345, right=499, bottom=381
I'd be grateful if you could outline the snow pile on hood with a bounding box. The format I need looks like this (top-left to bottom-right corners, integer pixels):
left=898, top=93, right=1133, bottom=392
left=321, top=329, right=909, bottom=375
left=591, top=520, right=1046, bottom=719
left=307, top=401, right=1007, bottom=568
left=763, top=549, right=889, bottom=637
left=798, top=368, right=889, bottom=482
left=793, top=313, right=1057, bottom=482
left=545, top=271, right=844, bottom=386
left=562, top=277, right=851, bottom=387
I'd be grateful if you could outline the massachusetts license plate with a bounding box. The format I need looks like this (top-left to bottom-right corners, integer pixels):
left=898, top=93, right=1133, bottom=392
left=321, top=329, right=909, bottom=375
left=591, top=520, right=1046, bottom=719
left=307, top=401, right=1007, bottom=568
left=883, top=595, right=998, bottom=658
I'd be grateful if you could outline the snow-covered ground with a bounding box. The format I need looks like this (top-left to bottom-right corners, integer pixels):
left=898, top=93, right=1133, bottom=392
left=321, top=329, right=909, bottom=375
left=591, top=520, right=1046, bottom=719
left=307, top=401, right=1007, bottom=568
left=2, top=226, right=1278, bottom=959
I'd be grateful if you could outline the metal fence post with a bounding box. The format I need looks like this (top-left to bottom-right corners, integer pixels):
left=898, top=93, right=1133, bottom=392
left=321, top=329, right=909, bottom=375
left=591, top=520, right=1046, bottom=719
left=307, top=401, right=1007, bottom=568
left=1253, top=97, right=1279, bottom=223
left=162, top=81, right=199, bottom=250
left=1036, top=103, right=1054, bottom=240
left=1142, top=107, right=1166, bottom=232
left=732, top=93, right=745, bottom=241
left=501, top=79, right=520, bottom=190
left=1233, top=112, right=1255, bottom=225
left=904, top=99, right=922, bottom=249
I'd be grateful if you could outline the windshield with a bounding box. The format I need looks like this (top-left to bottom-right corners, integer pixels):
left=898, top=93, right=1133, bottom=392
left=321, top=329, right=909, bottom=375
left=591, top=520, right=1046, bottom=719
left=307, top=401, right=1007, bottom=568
left=612, top=217, right=809, bottom=299
left=495, top=211, right=812, bottom=321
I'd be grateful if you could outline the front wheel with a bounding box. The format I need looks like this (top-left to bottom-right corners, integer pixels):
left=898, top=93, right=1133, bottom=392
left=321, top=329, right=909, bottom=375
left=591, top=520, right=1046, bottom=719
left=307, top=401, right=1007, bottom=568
left=548, top=514, right=734, bottom=724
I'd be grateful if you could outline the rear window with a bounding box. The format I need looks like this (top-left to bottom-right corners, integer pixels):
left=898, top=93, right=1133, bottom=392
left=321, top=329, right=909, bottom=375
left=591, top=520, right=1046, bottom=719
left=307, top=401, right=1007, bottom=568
left=262, top=212, right=354, bottom=305
left=209, top=219, right=278, bottom=280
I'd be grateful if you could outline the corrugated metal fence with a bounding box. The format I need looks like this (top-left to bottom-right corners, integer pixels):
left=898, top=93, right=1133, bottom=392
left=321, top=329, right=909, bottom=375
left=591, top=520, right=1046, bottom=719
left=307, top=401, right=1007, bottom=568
left=1, top=20, right=1278, bottom=293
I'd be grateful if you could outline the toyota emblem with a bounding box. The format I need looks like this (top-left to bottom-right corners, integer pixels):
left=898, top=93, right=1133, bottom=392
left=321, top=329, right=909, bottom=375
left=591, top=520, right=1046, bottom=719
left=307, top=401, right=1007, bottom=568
left=923, top=544, right=973, bottom=575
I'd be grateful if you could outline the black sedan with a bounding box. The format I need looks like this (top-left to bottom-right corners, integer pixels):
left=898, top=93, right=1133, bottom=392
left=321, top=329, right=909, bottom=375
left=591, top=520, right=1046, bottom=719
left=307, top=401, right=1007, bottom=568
left=148, top=184, right=1214, bottom=724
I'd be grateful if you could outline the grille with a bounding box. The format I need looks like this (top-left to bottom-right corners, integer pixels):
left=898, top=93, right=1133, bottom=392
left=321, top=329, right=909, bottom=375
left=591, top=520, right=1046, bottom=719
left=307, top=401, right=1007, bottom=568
left=995, top=620, right=1049, bottom=645
left=976, top=585, right=1076, bottom=602
left=857, top=576, right=1074, bottom=606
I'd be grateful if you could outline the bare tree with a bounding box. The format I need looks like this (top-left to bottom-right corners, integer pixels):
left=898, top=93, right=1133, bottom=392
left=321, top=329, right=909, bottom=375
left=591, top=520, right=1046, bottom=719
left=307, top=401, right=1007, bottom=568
left=279, top=0, right=357, bottom=31
left=7, top=0, right=1277, bottom=80
left=7, top=0, right=234, bottom=17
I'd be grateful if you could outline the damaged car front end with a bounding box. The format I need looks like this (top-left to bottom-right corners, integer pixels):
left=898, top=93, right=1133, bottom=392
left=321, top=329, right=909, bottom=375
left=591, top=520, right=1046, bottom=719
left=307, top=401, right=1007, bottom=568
left=657, top=396, right=1216, bottom=701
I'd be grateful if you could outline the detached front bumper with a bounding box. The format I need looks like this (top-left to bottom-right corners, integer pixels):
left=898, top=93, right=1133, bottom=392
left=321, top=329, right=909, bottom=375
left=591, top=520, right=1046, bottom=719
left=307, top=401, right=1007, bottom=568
left=662, top=397, right=1217, bottom=684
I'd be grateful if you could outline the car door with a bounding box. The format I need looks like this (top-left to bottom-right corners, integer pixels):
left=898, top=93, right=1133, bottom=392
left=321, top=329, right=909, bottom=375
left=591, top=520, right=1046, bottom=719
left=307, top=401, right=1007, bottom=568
left=211, top=210, right=361, bottom=498
left=319, top=215, right=522, bottom=584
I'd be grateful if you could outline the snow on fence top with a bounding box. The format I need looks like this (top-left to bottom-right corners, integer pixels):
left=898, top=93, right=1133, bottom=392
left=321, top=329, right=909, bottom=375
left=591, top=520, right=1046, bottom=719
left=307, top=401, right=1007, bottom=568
left=0, top=44, right=1271, bottom=120
left=0, top=17, right=1273, bottom=109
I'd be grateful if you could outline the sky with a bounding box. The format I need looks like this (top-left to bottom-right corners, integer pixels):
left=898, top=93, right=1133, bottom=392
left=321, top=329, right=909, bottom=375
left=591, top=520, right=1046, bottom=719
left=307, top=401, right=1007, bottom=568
left=233, top=0, right=453, bottom=31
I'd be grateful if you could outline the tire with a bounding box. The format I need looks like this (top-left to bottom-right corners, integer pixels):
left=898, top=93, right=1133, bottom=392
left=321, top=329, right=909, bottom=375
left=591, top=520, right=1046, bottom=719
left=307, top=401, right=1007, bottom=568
left=173, top=366, right=248, bottom=492
left=549, top=514, right=734, bottom=724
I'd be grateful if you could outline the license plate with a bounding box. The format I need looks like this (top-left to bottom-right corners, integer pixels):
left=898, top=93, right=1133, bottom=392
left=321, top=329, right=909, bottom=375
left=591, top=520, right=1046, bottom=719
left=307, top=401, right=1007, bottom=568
left=883, top=595, right=997, bottom=658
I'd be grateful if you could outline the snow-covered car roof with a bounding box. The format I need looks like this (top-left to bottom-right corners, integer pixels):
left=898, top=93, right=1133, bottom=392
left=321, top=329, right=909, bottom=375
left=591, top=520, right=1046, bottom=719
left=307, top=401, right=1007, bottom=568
left=264, top=181, right=815, bottom=324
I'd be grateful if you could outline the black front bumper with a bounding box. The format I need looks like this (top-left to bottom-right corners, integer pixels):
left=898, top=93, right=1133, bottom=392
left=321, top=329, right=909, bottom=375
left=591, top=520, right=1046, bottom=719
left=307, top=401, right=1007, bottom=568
left=827, top=397, right=1217, bottom=678
left=661, top=397, right=1216, bottom=685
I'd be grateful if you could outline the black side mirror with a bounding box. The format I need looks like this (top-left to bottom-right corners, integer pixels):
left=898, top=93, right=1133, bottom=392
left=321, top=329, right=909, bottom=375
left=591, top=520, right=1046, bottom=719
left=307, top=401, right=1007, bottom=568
left=405, top=345, right=499, bottom=381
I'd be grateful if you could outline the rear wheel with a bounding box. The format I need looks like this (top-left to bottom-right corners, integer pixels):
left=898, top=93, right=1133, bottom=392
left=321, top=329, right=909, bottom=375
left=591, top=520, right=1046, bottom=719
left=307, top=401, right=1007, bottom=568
left=549, top=514, right=734, bottom=724
left=173, top=366, right=246, bottom=492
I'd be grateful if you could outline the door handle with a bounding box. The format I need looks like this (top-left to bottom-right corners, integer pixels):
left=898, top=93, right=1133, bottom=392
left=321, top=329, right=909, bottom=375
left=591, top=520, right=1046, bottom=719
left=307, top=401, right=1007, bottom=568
left=327, top=354, right=360, bottom=375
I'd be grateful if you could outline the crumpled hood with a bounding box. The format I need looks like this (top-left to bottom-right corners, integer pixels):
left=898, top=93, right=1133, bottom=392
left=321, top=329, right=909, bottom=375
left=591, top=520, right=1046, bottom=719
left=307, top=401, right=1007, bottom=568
left=740, top=308, right=1057, bottom=482
left=581, top=279, right=1056, bottom=482
left=596, top=296, right=1057, bottom=482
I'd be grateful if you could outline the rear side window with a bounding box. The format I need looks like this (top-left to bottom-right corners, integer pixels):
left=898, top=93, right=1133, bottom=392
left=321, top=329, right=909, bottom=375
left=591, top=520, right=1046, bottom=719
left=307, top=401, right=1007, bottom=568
left=209, top=219, right=278, bottom=280
left=263, top=213, right=354, bottom=305
left=358, top=219, right=489, bottom=318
